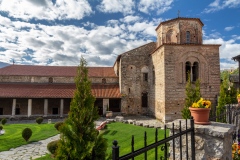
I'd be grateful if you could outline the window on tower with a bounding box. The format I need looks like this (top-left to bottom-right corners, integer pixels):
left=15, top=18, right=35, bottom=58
left=185, top=61, right=199, bottom=82
left=143, top=73, right=148, bottom=81
left=186, top=31, right=190, bottom=43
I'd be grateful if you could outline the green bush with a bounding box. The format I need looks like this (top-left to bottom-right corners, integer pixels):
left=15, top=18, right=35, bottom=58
left=54, top=122, right=63, bottom=131
left=47, top=140, right=59, bottom=156
left=0, top=125, right=3, bottom=130
left=36, top=117, right=43, bottom=124
left=22, top=128, right=32, bottom=142
left=1, top=118, right=7, bottom=125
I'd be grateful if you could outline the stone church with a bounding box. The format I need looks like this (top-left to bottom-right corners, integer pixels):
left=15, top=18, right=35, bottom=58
left=0, top=17, right=221, bottom=123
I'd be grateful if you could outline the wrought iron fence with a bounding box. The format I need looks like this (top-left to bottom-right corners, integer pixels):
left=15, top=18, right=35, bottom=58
left=209, top=104, right=240, bottom=142
left=112, top=118, right=195, bottom=160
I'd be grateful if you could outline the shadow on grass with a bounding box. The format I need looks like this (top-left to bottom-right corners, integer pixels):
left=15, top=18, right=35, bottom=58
left=110, top=130, right=117, bottom=136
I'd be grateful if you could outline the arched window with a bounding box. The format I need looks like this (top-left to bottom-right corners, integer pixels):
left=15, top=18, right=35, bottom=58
left=141, top=66, right=149, bottom=82
left=185, top=61, right=191, bottom=81
left=49, top=77, right=53, bottom=83
left=192, top=62, right=199, bottom=82
left=186, top=31, right=190, bottom=43
left=185, top=61, right=199, bottom=82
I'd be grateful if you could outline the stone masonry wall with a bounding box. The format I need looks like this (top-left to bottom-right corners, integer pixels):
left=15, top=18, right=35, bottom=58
left=120, top=42, right=156, bottom=115
left=163, top=44, right=220, bottom=122
left=149, top=47, right=166, bottom=121
left=166, top=119, right=235, bottom=160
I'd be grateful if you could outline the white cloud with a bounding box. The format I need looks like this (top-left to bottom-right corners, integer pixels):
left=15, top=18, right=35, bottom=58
left=0, top=0, right=93, bottom=20
left=203, top=0, right=240, bottom=13
left=121, top=15, right=141, bottom=23
left=225, top=26, right=234, bottom=31
left=204, top=37, right=240, bottom=70
left=0, top=14, right=157, bottom=66
left=138, top=0, right=173, bottom=15
left=97, top=0, right=135, bottom=15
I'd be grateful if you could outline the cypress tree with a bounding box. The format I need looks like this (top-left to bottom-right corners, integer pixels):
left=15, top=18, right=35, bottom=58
left=56, top=57, right=107, bottom=160
left=181, top=73, right=201, bottom=119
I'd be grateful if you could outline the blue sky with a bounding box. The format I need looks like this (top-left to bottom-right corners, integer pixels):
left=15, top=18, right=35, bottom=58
left=0, top=0, right=239, bottom=70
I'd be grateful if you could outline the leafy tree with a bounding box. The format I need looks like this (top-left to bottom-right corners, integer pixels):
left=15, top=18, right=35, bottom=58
left=56, top=57, right=108, bottom=160
left=217, top=70, right=238, bottom=122
left=181, top=73, right=201, bottom=119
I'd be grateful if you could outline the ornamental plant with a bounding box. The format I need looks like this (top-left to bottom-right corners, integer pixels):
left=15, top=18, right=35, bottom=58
left=36, top=117, right=43, bottom=124
left=191, top=98, right=211, bottom=108
left=56, top=57, right=108, bottom=159
left=237, top=94, right=240, bottom=99
left=22, top=128, right=32, bottom=142
left=232, top=142, right=240, bottom=159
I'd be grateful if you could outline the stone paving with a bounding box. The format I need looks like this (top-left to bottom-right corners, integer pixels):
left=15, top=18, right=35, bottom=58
left=0, top=115, right=164, bottom=160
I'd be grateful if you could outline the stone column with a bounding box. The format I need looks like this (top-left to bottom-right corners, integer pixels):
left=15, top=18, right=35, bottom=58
left=27, top=99, right=32, bottom=117
left=103, top=99, right=109, bottom=115
left=166, top=119, right=236, bottom=160
left=11, top=99, right=16, bottom=116
left=44, top=99, right=48, bottom=117
left=60, top=99, right=64, bottom=117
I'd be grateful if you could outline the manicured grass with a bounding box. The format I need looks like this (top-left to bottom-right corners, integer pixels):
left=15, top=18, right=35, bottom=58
left=36, top=122, right=169, bottom=160
left=0, top=123, right=59, bottom=152
left=103, top=122, right=168, bottom=159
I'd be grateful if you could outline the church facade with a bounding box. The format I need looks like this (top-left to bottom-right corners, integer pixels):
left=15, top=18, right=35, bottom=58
left=0, top=17, right=221, bottom=123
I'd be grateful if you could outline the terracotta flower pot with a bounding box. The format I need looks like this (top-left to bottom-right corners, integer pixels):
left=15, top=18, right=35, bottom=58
left=189, top=107, right=211, bottom=125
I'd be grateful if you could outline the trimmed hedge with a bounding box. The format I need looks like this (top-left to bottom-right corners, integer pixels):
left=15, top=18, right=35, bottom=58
left=54, top=122, right=64, bottom=131
left=22, top=128, right=32, bottom=142
left=1, top=118, right=7, bottom=125
left=47, top=140, right=59, bottom=156
left=36, top=117, right=44, bottom=124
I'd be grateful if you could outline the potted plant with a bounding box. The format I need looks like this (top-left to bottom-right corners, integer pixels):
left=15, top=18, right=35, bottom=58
left=237, top=94, right=240, bottom=104
left=189, top=98, right=211, bottom=125
left=106, top=105, right=112, bottom=118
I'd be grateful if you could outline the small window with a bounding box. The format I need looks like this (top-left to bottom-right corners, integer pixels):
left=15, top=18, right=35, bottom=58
left=142, top=93, right=148, bottom=108
left=52, top=108, right=58, bottom=115
left=102, top=78, right=106, bottom=84
left=15, top=108, right=20, bottom=115
left=186, top=31, right=190, bottom=43
left=49, top=77, right=53, bottom=83
left=143, top=73, right=148, bottom=81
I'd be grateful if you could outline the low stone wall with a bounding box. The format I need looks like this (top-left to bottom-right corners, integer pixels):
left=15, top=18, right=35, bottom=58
left=166, top=119, right=236, bottom=160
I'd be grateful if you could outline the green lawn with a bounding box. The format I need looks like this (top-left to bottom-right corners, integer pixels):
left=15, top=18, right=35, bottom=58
left=103, top=122, right=168, bottom=159
left=0, top=123, right=59, bottom=151
left=36, top=122, right=168, bottom=160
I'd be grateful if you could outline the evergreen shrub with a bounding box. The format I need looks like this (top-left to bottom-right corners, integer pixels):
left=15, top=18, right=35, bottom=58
left=54, top=121, right=63, bottom=131
left=0, top=125, right=2, bottom=130
left=22, top=128, right=32, bottom=142
left=36, top=117, right=43, bottom=124
left=47, top=140, right=59, bottom=156
left=1, top=118, right=7, bottom=125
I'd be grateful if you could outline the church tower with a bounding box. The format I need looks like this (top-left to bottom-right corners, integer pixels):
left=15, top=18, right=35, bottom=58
left=149, top=17, right=221, bottom=122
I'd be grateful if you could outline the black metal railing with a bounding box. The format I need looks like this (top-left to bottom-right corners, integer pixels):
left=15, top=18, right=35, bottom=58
left=112, top=118, right=195, bottom=160
left=209, top=104, right=240, bottom=124
left=210, top=104, right=240, bottom=142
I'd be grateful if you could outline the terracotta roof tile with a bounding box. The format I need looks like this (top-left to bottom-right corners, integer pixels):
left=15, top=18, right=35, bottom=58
left=155, top=17, right=204, bottom=31
left=0, top=83, right=121, bottom=98
left=0, top=65, right=117, bottom=77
